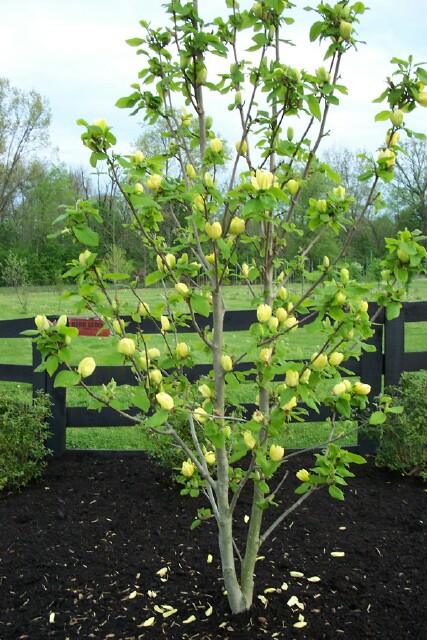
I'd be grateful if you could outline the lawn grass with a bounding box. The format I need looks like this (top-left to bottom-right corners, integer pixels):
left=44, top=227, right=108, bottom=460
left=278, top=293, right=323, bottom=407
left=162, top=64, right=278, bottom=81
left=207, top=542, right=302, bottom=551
left=0, top=278, right=426, bottom=451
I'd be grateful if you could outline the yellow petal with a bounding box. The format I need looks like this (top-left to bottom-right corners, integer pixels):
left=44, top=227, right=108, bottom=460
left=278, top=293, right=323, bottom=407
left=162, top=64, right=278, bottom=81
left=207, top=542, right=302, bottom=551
left=49, top=612, right=55, bottom=624
left=281, top=582, right=289, bottom=591
left=331, top=551, right=345, bottom=557
left=290, top=571, right=304, bottom=578
left=162, top=608, right=178, bottom=618
left=205, top=605, right=213, bottom=617
left=207, top=554, right=213, bottom=564
left=307, top=576, right=321, bottom=583
left=264, top=587, right=276, bottom=593
left=140, top=616, right=155, bottom=627
left=183, top=615, right=196, bottom=624
left=156, top=567, right=168, bottom=577
left=293, top=620, right=307, bottom=628
left=128, top=590, right=138, bottom=599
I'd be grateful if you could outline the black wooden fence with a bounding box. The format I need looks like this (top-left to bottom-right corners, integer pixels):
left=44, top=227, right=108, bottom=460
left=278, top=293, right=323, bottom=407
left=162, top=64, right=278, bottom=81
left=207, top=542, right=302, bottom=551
left=0, top=301, right=426, bottom=458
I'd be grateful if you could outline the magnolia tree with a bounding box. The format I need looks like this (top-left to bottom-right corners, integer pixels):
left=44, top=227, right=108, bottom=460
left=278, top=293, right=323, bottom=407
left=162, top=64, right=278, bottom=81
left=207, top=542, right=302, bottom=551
left=31, top=0, right=426, bottom=617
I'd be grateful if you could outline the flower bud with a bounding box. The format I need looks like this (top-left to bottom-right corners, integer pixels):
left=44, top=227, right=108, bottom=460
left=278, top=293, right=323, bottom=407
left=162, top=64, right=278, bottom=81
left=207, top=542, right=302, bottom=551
left=287, top=126, right=294, bottom=141
left=118, top=337, right=136, bottom=356
left=221, top=354, right=233, bottom=371
left=252, top=410, right=264, bottom=423
left=193, top=194, right=205, bottom=213
left=209, top=138, right=223, bottom=153
left=229, top=217, right=245, bottom=235
left=138, top=301, right=150, bottom=316
left=77, top=356, right=96, bottom=378
left=339, top=20, right=352, bottom=40
left=268, top=316, right=279, bottom=332
left=343, top=379, right=352, bottom=392
left=193, top=406, right=208, bottom=423
left=416, top=91, right=427, bottom=107
left=112, top=319, right=123, bottom=335
left=204, top=171, right=214, bottom=188
left=196, top=66, right=207, bottom=85
left=323, top=255, right=330, bottom=269
left=386, top=131, right=400, bottom=146
left=296, top=468, right=310, bottom=482
left=329, top=351, right=344, bottom=367
left=234, top=90, right=242, bottom=106
left=156, top=253, right=176, bottom=272
left=181, top=459, right=195, bottom=477
left=286, top=370, right=299, bottom=387
left=205, top=221, right=222, bottom=239
left=257, top=303, right=272, bottom=324
left=340, top=267, right=350, bottom=285
left=56, top=315, right=67, bottom=327
left=156, top=391, right=174, bottom=411
left=359, top=300, right=369, bottom=313
left=205, top=451, right=216, bottom=465
left=286, top=179, right=299, bottom=196
left=146, top=174, right=163, bottom=191
left=92, top=118, right=107, bottom=132
left=284, top=316, right=298, bottom=330
left=397, top=248, right=410, bottom=263
left=270, top=444, right=285, bottom=462
left=311, top=352, right=328, bottom=370
left=277, top=287, right=288, bottom=302
left=149, top=369, right=163, bottom=386
left=205, top=253, right=215, bottom=265
left=147, top=347, right=160, bottom=360
left=275, top=307, right=288, bottom=323
left=333, top=381, right=347, bottom=395
left=241, top=263, right=250, bottom=277
left=317, top=199, right=327, bottom=213
left=244, top=430, right=256, bottom=449
left=235, top=139, right=248, bottom=155
left=199, top=384, right=213, bottom=399
left=378, top=148, right=395, bottom=169
left=389, top=109, right=404, bottom=126
left=282, top=396, right=297, bottom=412
left=353, top=381, right=371, bottom=395
left=35, top=315, right=50, bottom=331
left=160, top=316, right=170, bottom=332
left=175, top=282, right=189, bottom=297
left=335, top=291, right=347, bottom=305
left=300, top=368, right=311, bottom=384
left=260, top=347, right=273, bottom=363
left=176, top=342, right=189, bottom=358
left=133, top=150, right=145, bottom=163
left=333, top=186, right=346, bottom=200
left=315, top=66, right=330, bottom=84
left=79, top=249, right=92, bottom=266
left=186, top=163, right=197, bottom=178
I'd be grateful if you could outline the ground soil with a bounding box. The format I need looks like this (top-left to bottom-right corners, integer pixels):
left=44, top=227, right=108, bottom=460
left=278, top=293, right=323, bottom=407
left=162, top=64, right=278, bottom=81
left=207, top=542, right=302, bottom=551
left=0, top=451, right=425, bottom=640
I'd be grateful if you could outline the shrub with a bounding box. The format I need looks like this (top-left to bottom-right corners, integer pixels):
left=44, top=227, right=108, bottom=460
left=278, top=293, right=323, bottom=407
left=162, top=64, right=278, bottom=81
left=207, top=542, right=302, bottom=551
left=369, top=372, right=427, bottom=479
left=0, top=390, right=52, bottom=491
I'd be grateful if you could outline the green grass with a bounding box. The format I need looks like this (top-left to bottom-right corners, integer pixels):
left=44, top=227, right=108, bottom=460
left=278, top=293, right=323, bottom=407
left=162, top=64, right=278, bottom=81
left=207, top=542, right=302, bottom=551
left=0, top=278, right=426, bottom=451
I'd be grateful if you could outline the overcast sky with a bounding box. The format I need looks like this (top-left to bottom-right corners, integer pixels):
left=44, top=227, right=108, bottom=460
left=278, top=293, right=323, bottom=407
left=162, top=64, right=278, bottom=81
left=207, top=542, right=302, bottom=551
left=1, top=0, right=426, bottom=171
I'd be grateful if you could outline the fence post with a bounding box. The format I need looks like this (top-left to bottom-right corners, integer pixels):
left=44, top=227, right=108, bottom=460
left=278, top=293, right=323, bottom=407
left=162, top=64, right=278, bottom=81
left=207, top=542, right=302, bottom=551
left=383, top=307, right=405, bottom=388
left=32, top=343, right=67, bottom=458
left=357, top=315, right=384, bottom=455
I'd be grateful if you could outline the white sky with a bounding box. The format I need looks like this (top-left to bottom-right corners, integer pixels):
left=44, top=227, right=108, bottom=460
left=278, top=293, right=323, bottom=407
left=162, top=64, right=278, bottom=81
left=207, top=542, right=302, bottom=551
left=1, top=0, right=426, bottom=170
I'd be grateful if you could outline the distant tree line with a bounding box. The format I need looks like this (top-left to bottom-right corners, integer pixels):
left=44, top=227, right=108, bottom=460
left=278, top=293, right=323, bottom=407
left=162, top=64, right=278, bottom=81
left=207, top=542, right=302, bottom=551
left=0, top=78, right=425, bottom=287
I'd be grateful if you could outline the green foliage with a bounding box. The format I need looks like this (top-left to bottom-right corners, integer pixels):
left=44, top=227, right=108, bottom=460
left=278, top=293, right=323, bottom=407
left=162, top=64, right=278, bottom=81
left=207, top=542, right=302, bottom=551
left=0, top=390, right=52, bottom=491
left=0, top=250, right=30, bottom=313
left=366, top=372, right=427, bottom=479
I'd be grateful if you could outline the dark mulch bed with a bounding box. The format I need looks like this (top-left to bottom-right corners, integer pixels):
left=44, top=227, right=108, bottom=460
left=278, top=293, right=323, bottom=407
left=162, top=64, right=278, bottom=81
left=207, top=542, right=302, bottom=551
left=0, top=451, right=425, bottom=640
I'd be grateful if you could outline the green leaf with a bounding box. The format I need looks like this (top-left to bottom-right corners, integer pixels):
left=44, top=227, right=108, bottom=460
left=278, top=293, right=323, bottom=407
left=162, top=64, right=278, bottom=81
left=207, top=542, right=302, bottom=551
left=54, top=370, right=81, bottom=388
left=344, top=452, right=366, bottom=465
left=374, top=110, right=391, bottom=122
left=46, top=356, right=59, bottom=376
left=329, top=485, right=345, bottom=501
left=191, top=294, right=211, bottom=317
left=386, top=302, right=401, bottom=321
left=145, top=270, right=165, bottom=286
left=146, top=409, right=168, bottom=428
left=74, top=225, right=99, bottom=247
left=126, top=37, right=144, bottom=46
left=306, top=94, right=321, bottom=121
left=369, top=411, right=387, bottom=425
left=295, top=482, right=310, bottom=494
left=309, top=21, right=324, bottom=42
left=133, top=391, right=150, bottom=412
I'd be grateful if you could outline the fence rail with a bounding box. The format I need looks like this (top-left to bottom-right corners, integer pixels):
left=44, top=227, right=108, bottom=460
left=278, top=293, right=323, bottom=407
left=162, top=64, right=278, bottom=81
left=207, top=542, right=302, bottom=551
left=0, top=300, right=426, bottom=458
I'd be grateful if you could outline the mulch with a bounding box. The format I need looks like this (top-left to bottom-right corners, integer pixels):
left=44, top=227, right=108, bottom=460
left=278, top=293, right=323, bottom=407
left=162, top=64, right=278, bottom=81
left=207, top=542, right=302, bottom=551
left=0, top=451, right=425, bottom=640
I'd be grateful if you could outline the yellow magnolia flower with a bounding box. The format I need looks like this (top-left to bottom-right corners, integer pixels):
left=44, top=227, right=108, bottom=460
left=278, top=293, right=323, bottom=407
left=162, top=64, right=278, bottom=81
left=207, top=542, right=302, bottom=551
left=35, top=315, right=50, bottom=332
left=251, top=169, right=274, bottom=190
left=229, top=217, right=245, bottom=235
left=244, top=430, right=256, bottom=449
left=260, top=347, right=272, bottom=364
left=146, top=173, right=163, bottom=191
left=193, top=407, right=208, bottom=423
left=333, top=185, right=346, bottom=200
left=92, top=118, right=107, bottom=132
left=285, top=370, right=299, bottom=387
left=79, top=249, right=92, bottom=266
left=353, top=381, right=371, bottom=395
left=268, top=316, right=279, bottom=332
left=287, top=179, right=299, bottom=196
left=134, top=182, right=144, bottom=195
left=204, top=451, right=216, bottom=465
left=282, top=396, right=297, bottom=412
left=389, top=109, right=404, bottom=126
left=296, top=468, right=310, bottom=482
left=156, top=391, right=174, bottom=411
left=138, top=301, right=150, bottom=316
left=209, top=138, right=223, bottom=153
left=118, top=338, right=136, bottom=356
left=147, top=347, right=160, bottom=360
left=160, top=316, right=170, bottom=332
left=181, top=459, right=195, bottom=477
left=332, top=381, right=347, bottom=396
left=329, top=352, right=344, bottom=367
left=270, top=444, right=285, bottom=462
left=275, top=307, right=288, bottom=323
left=205, top=221, right=222, bottom=239
left=257, top=303, right=272, bottom=324
left=311, top=352, right=328, bottom=370
left=133, top=150, right=145, bottom=163
left=77, top=356, right=96, bottom=378
left=174, top=282, right=189, bottom=297
left=149, top=369, right=163, bottom=386
left=199, top=384, right=213, bottom=399
left=176, top=342, right=189, bottom=358
left=221, top=354, right=233, bottom=372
